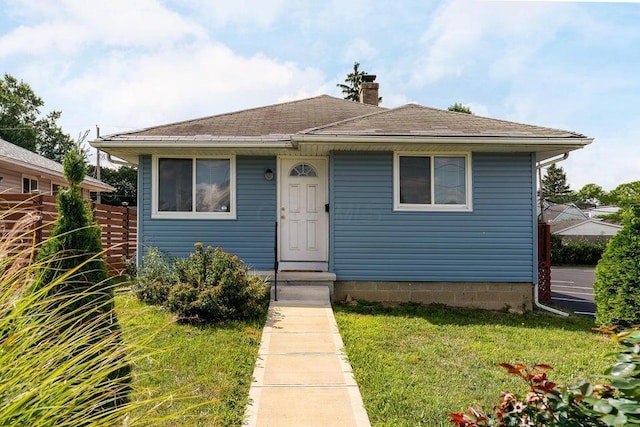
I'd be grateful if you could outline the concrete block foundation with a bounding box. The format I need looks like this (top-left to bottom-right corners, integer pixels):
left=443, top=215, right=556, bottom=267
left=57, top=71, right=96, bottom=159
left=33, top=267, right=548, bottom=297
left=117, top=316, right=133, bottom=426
left=334, top=281, right=533, bottom=312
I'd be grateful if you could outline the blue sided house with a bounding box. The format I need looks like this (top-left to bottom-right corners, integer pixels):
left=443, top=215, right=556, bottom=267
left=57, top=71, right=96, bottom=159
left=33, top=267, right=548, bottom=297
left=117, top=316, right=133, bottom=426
left=91, top=79, right=592, bottom=311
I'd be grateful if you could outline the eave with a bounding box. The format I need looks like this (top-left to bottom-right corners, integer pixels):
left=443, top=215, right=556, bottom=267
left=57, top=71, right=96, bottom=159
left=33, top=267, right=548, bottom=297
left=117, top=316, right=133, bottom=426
left=90, top=134, right=593, bottom=164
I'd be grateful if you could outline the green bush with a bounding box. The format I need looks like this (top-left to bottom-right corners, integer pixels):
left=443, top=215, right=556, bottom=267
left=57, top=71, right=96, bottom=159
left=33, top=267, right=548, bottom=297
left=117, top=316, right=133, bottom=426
left=551, top=235, right=607, bottom=266
left=166, top=243, right=268, bottom=322
left=133, top=247, right=176, bottom=305
left=594, top=207, right=640, bottom=327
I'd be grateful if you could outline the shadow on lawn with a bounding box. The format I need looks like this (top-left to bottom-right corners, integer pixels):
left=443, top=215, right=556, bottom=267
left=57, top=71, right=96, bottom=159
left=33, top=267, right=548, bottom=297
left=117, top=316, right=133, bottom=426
left=333, top=300, right=597, bottom=332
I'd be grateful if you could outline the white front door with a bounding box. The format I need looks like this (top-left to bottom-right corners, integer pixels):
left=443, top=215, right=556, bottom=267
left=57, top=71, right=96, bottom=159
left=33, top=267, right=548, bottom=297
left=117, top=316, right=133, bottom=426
left=280, top=157, right=328, bottom=265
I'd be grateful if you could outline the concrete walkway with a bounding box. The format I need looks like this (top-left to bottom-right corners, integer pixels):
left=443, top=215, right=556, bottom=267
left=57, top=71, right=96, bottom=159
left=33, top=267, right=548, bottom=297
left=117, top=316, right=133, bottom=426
left=244, top=286, right=371, bottom=427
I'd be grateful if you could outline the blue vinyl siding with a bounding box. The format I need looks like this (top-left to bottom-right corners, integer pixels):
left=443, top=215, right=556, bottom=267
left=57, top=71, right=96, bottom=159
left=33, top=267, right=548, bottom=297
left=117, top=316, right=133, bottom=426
left=330, top=152, right=536, bottom=282
left=138, top=155, right=277, bottom=270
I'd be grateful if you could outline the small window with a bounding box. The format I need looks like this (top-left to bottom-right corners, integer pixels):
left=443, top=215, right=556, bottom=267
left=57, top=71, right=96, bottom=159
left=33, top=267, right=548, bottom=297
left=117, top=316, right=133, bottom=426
left=153, top=156, right=235, bottom=219
left=394, top=152, right=472, bottom=211
left=289, top=163, right=317, bottom=177
left=22, top=177, right=38, bottom=194
left=51, top=183, right=66, bottom=196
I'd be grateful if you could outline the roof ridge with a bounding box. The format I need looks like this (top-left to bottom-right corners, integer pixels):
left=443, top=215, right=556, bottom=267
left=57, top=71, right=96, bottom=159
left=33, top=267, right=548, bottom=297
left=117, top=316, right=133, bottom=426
left=299, top=102, right=390, bottom=134
left=102, top=95, right=381, bottom=138
left=295, top=103, right=424, bottom=134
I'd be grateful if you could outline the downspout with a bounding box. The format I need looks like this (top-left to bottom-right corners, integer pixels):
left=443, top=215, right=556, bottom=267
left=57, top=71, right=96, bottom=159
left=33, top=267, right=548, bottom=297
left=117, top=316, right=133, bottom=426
left=534, top=152, right=570, bottom=316
left=95, top=127, right=131, bottom=167
left=106, top=152, right=131, bottom=167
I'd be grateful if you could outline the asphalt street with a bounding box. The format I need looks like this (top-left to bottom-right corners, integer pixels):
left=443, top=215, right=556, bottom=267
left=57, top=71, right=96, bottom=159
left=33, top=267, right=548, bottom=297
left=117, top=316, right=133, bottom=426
left=551, top=266, right=596, bottom=317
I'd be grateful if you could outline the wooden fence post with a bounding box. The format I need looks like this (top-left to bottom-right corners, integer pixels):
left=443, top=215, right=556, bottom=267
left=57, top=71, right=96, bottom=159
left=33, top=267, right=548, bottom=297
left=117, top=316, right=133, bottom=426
left=124, top=205, right=130, bottom=260
left=36, top=194, right=44, bottom=245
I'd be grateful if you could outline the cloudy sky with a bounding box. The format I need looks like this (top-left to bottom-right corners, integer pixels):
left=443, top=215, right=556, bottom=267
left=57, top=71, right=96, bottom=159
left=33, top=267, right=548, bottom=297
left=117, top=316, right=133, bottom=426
left=1, top=0, right=638, bottom=190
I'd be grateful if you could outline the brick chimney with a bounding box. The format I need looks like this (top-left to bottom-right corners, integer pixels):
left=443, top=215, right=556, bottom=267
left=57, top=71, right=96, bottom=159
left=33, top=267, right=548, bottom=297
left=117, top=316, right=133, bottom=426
left=359, top=74, right=379, bottom=106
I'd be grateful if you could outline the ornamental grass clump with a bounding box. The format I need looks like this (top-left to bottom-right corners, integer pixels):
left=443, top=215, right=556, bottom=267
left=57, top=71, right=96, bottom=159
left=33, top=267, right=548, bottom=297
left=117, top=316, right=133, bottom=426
left=166, top=243, right=268, bottom=323
left=0, top=213, right=176, bottom=426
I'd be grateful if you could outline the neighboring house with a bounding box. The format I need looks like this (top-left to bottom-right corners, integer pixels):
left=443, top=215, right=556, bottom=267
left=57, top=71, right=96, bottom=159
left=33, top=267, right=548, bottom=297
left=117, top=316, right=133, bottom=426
left=91, top=81, right=592, bottom=310
left=551, top=219, right=622, bottom=243
left=541, top=201, right=622, bottom=242
left=585, top=205, right=620, bottom=219
left=540, top=201, right=589, bottom=223
left=0, top=137, right=114, bottom=198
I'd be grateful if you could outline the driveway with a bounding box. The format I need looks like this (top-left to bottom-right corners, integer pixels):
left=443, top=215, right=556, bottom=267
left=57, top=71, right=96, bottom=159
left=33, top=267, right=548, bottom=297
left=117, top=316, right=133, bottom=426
left=550, top=266, right=596, bottom=317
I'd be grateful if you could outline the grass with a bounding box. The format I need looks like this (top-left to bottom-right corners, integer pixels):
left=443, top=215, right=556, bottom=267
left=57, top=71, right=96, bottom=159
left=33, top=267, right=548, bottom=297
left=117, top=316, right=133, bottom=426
left=115, top=292, right=265, bottom=426
left=333, top=301, right=618, bottom=427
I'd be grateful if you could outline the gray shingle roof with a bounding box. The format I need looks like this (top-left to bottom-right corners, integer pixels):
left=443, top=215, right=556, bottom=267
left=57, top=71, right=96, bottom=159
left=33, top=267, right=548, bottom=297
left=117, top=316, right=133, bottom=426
left=102, top=95, right=585, bottom=140
left=108, top=95, right=384, bottom=138
left=305, top=104, right=585, bottom=138
left=0, top=138, right=114, bottom=191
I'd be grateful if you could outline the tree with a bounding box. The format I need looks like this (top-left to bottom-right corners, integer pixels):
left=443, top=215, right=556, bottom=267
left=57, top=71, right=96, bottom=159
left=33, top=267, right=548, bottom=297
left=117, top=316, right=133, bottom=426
left=448, top=103, right=473, bottom=114
left=608, top=181, right=640, bottom=209
left=33, top=140, right=130, bottom=408
left=542, top=164, right=573, bottom=203
left=599, top=181, right=640, bottom=223
left=594, top=206, right=640, bottom=327
left=0, top=73, right=73, bottom=162
left=88, top=164, right=138, bottom=206
left=575, top=183, right=609, bottom=208
left=337, top=62, right=382, bottom=103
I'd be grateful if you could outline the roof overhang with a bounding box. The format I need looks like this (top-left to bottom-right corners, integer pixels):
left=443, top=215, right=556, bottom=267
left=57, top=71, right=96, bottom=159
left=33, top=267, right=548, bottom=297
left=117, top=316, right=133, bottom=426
left=90, top=134, right=593, bottom=164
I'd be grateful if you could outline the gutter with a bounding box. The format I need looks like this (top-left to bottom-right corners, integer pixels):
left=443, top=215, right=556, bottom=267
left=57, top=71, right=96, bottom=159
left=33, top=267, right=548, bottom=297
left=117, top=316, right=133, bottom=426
left=534, top=152, right=570, bottom=317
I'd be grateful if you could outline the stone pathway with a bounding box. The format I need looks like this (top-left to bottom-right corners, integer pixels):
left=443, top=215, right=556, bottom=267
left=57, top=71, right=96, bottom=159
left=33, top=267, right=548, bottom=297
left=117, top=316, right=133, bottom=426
left=244, top=286, right=371, bottom=426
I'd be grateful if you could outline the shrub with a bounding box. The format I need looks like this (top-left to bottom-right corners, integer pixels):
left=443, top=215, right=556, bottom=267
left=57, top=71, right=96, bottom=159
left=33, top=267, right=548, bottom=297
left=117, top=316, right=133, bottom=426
left=449, top=327, right=640, bottom=426
left=167, top=243, right=268, bottom=322
left=594, top=207, right=640, bottom=327
left=30, top=143, right=130, bottom=409
left=133, top=247, right=176, bottom=305
left=551, top=235, right=607, bottom=266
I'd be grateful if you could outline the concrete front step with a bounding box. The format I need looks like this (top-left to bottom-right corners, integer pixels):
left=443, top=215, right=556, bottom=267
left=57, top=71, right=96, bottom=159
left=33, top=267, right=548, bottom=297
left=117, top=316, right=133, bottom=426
left=254, top=270, right=336, bottom=303
left=270, top=285, right=331, bottom=306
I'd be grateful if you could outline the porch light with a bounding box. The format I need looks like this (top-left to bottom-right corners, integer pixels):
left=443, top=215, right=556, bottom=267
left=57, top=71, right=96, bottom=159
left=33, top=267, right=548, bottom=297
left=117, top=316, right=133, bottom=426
left=264, top=168, right=274, bottom=181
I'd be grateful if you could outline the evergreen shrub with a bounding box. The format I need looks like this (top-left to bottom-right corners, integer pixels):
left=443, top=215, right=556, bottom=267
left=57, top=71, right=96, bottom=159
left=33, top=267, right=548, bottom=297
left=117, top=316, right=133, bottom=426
left=28, top=143, right=130, bottom=411
left=594, top=207, right=640, bottom=327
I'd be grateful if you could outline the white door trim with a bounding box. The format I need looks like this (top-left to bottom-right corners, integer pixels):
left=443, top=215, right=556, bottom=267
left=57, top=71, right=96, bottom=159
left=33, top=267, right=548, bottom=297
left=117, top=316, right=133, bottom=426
left=277, top=156, right=329, bottom=267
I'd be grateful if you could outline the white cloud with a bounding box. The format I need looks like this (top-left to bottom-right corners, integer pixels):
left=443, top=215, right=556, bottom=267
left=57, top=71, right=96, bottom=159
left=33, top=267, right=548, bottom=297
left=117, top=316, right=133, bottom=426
left=412, top=0, right=580, bottom=85
left=0, top=0, right=205, bottom=57
left=563, top=125, right=640, bottom=191
left=180, top=0, right=287, bottom=28
left=54, top=42, right=327, bottom=135
left=343, top=38, right=377, bottom=63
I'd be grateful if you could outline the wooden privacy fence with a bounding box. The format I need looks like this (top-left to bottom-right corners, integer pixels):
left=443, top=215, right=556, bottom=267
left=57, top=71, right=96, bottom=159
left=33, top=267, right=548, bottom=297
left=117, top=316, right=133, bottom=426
left=0, top=194, right=136, bottom=276
left=538, top=222, right=552, bottom=303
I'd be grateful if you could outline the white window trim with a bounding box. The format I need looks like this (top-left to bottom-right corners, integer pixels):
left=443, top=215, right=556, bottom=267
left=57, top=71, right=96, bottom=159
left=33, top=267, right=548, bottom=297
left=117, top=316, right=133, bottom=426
left=22, top=175, right=39, bottom=194
left=151, top=155, right=236, bottom=220
left=393, top=151, right=473, bottom=212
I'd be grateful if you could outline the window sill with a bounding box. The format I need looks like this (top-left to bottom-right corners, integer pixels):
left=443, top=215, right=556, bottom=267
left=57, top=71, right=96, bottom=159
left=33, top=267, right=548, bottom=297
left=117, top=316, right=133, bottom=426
left=151, top=211, right=237, bottom=220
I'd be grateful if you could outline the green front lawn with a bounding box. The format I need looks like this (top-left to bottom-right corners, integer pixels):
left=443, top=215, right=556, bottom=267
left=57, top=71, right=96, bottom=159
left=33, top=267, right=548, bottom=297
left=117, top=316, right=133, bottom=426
left=116, top=293, right=265, bottom=426
left=334, top=302, right=617, bottom=427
